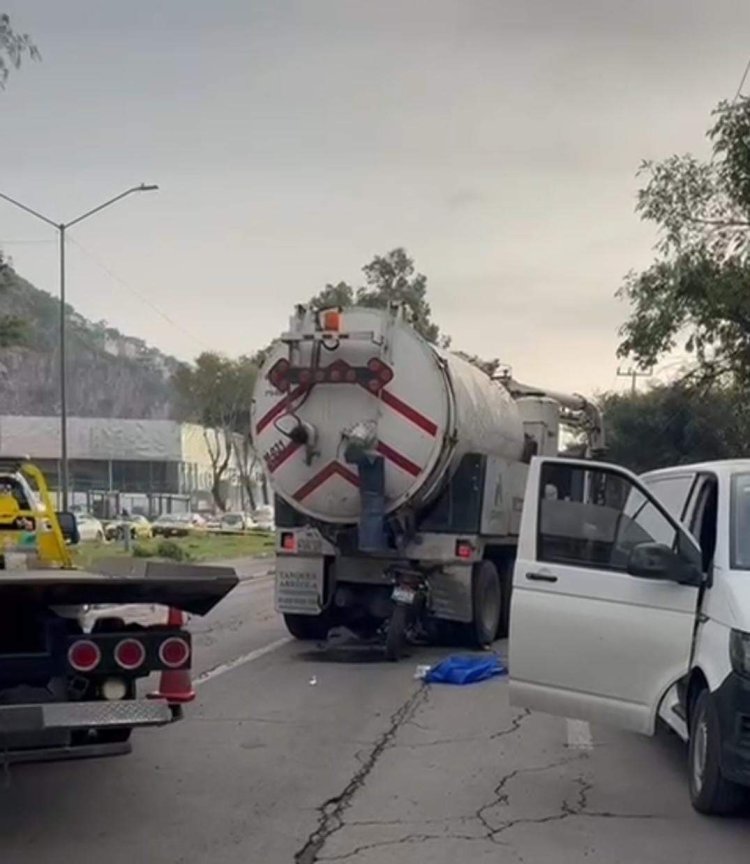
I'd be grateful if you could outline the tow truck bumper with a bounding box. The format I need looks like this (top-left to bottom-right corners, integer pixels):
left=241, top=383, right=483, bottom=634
left=0, top=698, right=174, bottom=763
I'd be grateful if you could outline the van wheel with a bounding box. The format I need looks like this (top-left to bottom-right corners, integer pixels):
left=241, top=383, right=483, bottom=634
left=688, top=689, right=748, bottom=814
left=283, top=613, right=330, bottom=641
left=464, top=560, right=500, bottom=648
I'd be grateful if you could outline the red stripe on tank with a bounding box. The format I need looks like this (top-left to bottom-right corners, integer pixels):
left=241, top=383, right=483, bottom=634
left=292, top=461, right=359, bottom=502
left=380, top=389, right=438, bottom=437
left=375, top=442, right=421, bottom=477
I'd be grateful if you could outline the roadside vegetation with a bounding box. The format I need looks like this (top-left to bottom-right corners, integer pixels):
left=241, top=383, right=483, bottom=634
left=74, top=531, right=275, bottom=569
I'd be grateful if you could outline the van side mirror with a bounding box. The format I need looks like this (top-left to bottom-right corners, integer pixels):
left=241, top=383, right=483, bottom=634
left=627, top=541, right=702, bottom=586
left=55, top=511, right=80, bottom=546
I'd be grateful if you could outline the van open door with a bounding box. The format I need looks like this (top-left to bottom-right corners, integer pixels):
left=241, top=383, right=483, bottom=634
left=509, top=457, right=704, bottom=734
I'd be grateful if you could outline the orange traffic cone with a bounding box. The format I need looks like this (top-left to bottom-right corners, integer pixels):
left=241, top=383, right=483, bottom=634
left=149, top=607, right=195, bottom=704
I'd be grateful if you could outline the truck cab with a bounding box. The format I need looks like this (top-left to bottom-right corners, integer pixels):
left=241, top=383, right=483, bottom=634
left=508, top=457, right=750, bottom=815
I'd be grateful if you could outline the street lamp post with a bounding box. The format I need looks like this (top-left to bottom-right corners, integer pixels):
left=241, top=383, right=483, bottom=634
left=0, top=184, right=158, bottom=509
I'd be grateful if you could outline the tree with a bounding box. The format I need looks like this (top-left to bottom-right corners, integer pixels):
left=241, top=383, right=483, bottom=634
left=172, top=353, right=261, bottom=511
left=0, top=252, right=27, bottom=347
left=618, top=97, right=750, bottom=388
left=600, top=384, right=750, bottom=474
left=0, top=14, right=40, bottom=88
left=453, top=352, right=502, bottom=377
left=309, top=248, right=446, bottom=345
left=230, top=353, right=267, bottom=511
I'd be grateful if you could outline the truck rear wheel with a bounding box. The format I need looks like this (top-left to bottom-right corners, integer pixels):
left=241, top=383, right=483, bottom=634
left=465, top=560, right=501, bottom=648
left=283, top=613, right=330, bottom=641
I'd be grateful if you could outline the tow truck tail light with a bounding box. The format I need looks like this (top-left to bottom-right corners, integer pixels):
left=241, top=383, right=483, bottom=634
left=68, top=639, right=102, bottom=673
left=114, top=638, right=147, bottom=671
left=455, top=540, right=473, bottom=560
left=158, top=636, right=191, bottom=669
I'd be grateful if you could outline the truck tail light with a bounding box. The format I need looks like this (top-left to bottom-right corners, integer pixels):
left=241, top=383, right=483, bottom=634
left=114, top=638, right=147, bottom=671
left=455, top=540, right=473, bottom=560
left=159, top=636, right=191, bottom=669
left=68, top=639, right=102, bottom=673
left=281, top=531, right=296, bottom=551
left=267, top=358, right=291, bottom=392
left=322, top=309, right=341, bottom=331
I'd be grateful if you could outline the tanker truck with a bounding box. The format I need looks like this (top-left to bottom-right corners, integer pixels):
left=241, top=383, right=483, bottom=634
left=251, top=304, right=604, bottom=657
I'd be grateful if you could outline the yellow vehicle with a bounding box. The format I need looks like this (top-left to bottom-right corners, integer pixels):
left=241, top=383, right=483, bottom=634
left=0, top=460, right=76, bottom=568
left=104, top=514, right=153, bottom=542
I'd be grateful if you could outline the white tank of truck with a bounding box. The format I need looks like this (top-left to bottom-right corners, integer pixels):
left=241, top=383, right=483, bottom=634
left=251, top=305, right=525, bottom=523
left=252, top=303, right=605, bottom=654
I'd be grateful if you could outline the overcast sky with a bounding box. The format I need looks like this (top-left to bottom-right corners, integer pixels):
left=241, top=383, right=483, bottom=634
left=1, top=1, right=748, bottom=395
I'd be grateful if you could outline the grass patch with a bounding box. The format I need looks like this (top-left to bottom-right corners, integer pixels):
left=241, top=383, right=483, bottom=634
left=74, top=531, right=275, bottom=570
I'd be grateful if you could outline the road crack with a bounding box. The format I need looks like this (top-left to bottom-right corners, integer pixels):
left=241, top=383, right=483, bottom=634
left=294, top=685, right=429, bottom=864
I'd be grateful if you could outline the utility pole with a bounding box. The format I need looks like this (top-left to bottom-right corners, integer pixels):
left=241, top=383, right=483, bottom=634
left=617, top=366, right=652, bottom=396
left=0, top=184, right=158, bottom=509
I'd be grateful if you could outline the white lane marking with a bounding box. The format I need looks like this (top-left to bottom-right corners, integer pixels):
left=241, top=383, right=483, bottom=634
left=566, top=719, right=593, bottom=750
left=194, top=637, right=292, bottom=687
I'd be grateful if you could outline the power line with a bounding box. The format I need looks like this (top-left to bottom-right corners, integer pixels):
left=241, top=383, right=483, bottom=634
left=66, top=234, right=212, bottom=352
left=733, top=55, right=750, bottom=102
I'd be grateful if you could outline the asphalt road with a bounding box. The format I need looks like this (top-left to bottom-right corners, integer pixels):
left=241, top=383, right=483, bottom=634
left=1, top=557, right=749, bottom=863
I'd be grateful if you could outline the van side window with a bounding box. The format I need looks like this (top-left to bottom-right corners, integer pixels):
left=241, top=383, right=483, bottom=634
left=538, top=464, right=677, bottom=570
left=641, top=474, right=695, bottom=522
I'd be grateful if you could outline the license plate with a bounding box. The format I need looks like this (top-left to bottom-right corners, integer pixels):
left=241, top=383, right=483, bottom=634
left=276, top=557, right=324, bottom=615
left=392, top=586, right=416, bottom=605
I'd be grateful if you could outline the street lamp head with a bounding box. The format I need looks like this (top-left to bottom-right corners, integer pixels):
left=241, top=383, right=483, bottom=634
left=139, top=184, right=159, bottom=192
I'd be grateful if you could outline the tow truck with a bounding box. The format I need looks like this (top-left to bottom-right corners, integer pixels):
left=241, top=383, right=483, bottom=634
left=0, top=461, right=238, bottom=762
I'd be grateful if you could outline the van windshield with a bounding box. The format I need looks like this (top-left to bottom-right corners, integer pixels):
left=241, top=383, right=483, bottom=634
left=730, top=473, right=750, bottom=569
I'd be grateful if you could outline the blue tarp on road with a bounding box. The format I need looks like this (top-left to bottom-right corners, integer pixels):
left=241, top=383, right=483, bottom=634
left=424, top=654, right=507, bottom=685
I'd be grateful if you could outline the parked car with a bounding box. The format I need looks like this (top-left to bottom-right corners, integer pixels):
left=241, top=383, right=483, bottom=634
left=252, top=506, right=275, bottom=531
left=152, top=513, right=207, bottom=538
left=104, top=514, right=153, bottom=541
left=74, top=512, right=106, bottom=542
left=203, top=514, right=222, bottom=532
left=219, top=512, right=256, bottom=534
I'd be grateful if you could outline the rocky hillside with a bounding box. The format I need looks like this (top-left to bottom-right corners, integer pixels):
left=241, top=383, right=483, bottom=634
left=0, top=258, right=180, bottom=418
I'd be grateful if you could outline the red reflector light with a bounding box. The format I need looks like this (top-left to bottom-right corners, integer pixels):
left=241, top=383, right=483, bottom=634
left=267, top=359, right=290, bottom=392
left=114, top=638, right=146, bottom=671
left=455, top=541, right=473, bottom=559
left=281, top=531, right=296, bottom=551
left=323, top=310, right=341, bottom=331
left=159, top=637, right=191, bottom=669
left=68, top=639, right=102, bottom=673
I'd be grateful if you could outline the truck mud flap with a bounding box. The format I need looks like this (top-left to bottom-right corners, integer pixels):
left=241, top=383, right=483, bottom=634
left=0, top=560, right=239, bottom=616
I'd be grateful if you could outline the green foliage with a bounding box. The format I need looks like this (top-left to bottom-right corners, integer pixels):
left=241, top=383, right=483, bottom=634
left=131, top=542, right=153, bottom=559
left=0, top=14, right=40, bottom=88
left=453, top=352, right=502, bottom=377
left=309, top=248, right=446, bottom=345
left=0, top=251, right=26, bottom=347
left=619, top=98, right=750, bottom=387
left=600, top=385, right=750, bottom=474
left=0, top=257, right=180, bottom=417
left=155, top=539, right=192, bottom=561
left=172, top=352, right=262, bottom=510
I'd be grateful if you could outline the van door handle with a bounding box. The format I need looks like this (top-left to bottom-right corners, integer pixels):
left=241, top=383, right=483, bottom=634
left=526, top=572, right=558, bottom=583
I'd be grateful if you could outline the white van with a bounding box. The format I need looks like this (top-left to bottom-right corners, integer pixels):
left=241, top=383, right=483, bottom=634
left=509, top=457, right=750, bottom=814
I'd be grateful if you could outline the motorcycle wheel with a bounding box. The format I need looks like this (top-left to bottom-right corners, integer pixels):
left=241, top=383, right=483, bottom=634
left=385, top=603, right=409, bottom=662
